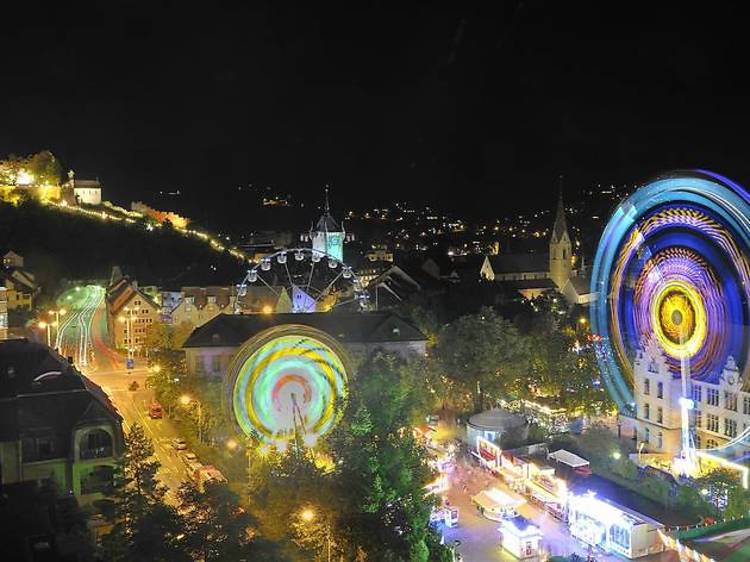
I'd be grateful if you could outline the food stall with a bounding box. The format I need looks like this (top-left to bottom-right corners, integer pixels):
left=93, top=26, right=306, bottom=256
left=471, top=487, right=526, bottom=521
left=473, top=436, right=502, bottom=472
left=567, top=491, right=665, bottom=559
left=498, top=516, right=543, bottom=561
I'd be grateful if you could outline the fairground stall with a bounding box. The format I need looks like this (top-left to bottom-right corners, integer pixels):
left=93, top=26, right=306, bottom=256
left=498, top=516, right=543, bottom=561
left=473, top=436, right=502, bottom=472
left=567, top=491, right=664, bottom=559
left=471, top=487, right=525, bottom=521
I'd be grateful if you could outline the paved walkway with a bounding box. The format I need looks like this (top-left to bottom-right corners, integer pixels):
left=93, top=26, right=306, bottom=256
left=440, top=454, right=680, bottom=562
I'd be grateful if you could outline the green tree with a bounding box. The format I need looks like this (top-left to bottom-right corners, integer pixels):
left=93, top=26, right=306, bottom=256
left=527, top=327, right=610, bottom=415
left=26, top=150, right=62, bottom=185
left=435, top=306, right=528, bottom=411
left=101, top=423, right=188, bottom=562
left=178, top=480, right=268, bottom=561
left=326, top=355, right=449, bottom=562
left=695, top=468, right=750, bottom=520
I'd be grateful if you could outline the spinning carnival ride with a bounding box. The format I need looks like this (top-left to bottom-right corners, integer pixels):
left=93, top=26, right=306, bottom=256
left=225, top=325, right=349, bottom=448
left=235, top=248, right=369, bottom=314
left=591, top=170, right=750, bottom=473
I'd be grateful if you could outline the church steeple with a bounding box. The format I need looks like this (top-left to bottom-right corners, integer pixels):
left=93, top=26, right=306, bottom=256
left=549, top=176, right=572, bottom=289
left=310, top=187, right=345, bottom=261
left=551, top=176, right=569, bottom=244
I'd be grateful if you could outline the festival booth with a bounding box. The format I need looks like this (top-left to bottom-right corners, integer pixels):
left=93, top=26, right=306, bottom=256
left=498, top=516, right=543, bottom=561
left=523, top=461, right=568, bottom=520
left=473, top=436, right=502, bottom=472
left=567, top=492, right=664, bottom=559
left=547, top=449, right=592, bottom=479
left=471, top=487, right=526, bottom=521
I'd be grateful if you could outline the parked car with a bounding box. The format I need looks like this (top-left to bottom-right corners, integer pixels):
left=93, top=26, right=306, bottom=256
left=193, top=465, right=227, bottom=492
left=171, top=438, right=188, bottom=450
left=148, top=402, right=163, bottom=419
left=185, top=460, right=203, bottom=478
left=181, top=451, right=198, bottom=465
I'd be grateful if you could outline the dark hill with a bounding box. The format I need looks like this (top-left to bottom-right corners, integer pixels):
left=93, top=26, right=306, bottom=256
left=0, top=200, right=246, bottom=295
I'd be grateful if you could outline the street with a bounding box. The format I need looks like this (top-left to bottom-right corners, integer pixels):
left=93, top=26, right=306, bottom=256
left=55, top=284, right=193, bottom=503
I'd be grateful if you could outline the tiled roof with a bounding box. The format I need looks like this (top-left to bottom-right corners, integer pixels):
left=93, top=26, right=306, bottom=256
left=498, top=278, right=558, bottom=290
left=0, top=339, right=121, bottom=443
left=183, top=311, right=426, bottom=349
left=488, top=253, right=549, bottom=274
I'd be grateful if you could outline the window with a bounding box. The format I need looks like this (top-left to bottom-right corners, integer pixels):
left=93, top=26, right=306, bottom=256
left=695, top=410, right=702, bottom=428
left=707, top=438, right=718, bottom=449
left=657, top=431, right=663, bottom=449
left=707, top=388, right=719, bottom=407
left=657, top=382, right=664, bottom=399
left=725, top=418, right=737, bottom=438
left=694, top=433, right=701, bottom=449
left=744, top=396, right=750, bottom=415
left=707, top=413, right=720, bottom=433
left=644, top=427, right=650, bottom=444
left=725, top=392, right=738, bottom=412
left=609, top=525, right=630, bottom=550
left=211, top=355, right=221, bottom=372
left=644, top=403, right=650, bottom=420
left=644, top=378, right=650, bottom=396
left=692, top=385, right=702, bottom=403
left=657, top=407, right=663, bottom=424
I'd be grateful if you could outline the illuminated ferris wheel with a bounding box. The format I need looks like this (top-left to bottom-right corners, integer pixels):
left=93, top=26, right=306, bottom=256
left=591, top=170, right=750, bottom=469
left=235, top=248, right=370, bottom=314
left=225, top=325, right=349, bottom=449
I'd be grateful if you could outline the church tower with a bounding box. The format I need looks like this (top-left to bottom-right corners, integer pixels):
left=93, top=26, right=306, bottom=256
left=310, top=188, right=345, bottom=261
left=549, top=185, right=572, bottom=289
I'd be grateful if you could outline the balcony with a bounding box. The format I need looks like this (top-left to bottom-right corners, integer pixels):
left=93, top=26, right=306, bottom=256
left=80, top=445, right=113, bottom=460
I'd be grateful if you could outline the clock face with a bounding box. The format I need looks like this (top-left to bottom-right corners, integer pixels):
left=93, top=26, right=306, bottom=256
left=327, top=234, right=343, bottom=261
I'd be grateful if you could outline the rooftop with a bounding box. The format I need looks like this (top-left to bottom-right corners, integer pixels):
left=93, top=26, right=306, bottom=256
left=183, top=311, right=426, bottom=348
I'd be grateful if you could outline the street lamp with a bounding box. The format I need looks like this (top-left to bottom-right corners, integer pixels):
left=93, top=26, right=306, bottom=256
left=180, top=394, right=203, bottom=443
left=118, top=306, right=137, bottom=361
left=298, top=506, right=331, bottom=562
left=38, top=320, right=52, bottom=347
left=49, top=308, right=66, bottom=348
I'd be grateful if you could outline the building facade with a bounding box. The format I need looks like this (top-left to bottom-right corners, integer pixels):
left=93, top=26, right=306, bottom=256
left=0, top=287, right=7, bottom=340
left=0, top=339, right=123, bottom=502
left=182, top=312, right=427, bottom=379
left=106, top=277, right=160, bottom=352
left=631, top=338, right=750, bottom=478
left=1, top=251, right=39, bottom=311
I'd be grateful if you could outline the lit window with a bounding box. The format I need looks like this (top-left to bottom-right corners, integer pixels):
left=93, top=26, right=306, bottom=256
left=725, top=392, right=738, bottom=412
left=724, top=418, right=737, bottom=438
left=707, top=414, right=720, bottom=433
left=692, top=385, right=702, bottom=403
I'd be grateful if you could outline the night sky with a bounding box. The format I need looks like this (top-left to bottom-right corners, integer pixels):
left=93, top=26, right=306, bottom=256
left=2, top=1, right=749, bottom=225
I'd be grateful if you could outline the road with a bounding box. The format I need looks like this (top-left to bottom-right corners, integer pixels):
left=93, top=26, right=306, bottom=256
left=55, top=284, right=193, bottom=503
left=55, top=285, right=105, bottom=369
left=88, top=368, right=188, bottom=504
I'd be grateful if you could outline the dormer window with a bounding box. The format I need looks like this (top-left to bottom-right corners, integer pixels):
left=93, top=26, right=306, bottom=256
left=392, top=326, right=400, bottom=336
